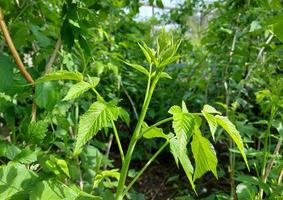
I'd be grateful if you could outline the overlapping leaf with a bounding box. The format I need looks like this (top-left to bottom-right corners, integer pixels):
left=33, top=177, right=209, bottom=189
left=63, top=81, right=92, bottom=101
left=215, top=115, right=249, bottom=170
left=191, top=128, right=218, bottom=181
left=74, top=101, right=119, bottom=155
left=169, top=105, right=195, bottom=144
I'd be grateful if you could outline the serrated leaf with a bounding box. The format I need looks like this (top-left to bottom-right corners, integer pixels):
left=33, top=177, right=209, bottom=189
left=36, top=70, right=83, bottom=83
left=45, top=156, right=70, bottom=178
left=201, top=111, right=218, bottom=140
left=169, top=105, right=195, bottom=144
left=27, top=120, right=48, bottom=144
left=13, top=149, right=39, bottom=164
left=93, top=169, right=120, bottom=188
left=63, top=81, right=92, bottom=101
left=142, top=123, right=168, bottom=139
left=191, top=129, right=218, bottom=181
left=202, top=105, right=221, bottom=114
left=123, top=61, right=149, bottom=76
left=169, top=138, right=195, bottom=192
left=215, top=115, right=249, bottom=170
left=74, top=101, right=119, bottom=155
left=88, top=76, right=100, bottom=87
left=118, top=107, right=130, bottom=126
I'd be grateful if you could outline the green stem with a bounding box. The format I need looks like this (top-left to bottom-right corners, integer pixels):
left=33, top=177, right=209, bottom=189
left=115, top=73, right=161, bottom=200
left=123, top=140, right=169, bottom=195
left=111, top=120, right=124, bottom=162
left=259, top=106, right=277, bottom=199
left=91, top=88, right=104, bottom=101
left=141, top=117, right=173, bottom=138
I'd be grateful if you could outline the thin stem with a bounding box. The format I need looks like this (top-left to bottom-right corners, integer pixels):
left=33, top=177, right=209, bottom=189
left=91, top=88, right=104, bottom=101
left=123, top=140, right=169, bottom=195
left=141, top=117, right=173, bottom=138
left=115, top=73, right=161, bottom=200
left=111, top=120, right=124, bottom=163
left=45, top=37, right=62, bottom=74
left=104, top=134, right=114, bottom=170
left=259, top=106, right=277, bottom=199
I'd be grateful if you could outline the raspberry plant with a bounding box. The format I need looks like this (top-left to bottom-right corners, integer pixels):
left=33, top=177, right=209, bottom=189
left=37, top=29, right=249, bottom=200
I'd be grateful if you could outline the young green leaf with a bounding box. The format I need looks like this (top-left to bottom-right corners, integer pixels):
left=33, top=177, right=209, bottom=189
left=118, top=107, right=130, bottom=126
left=170, top=137, right=195, bottom=192
left=123, top=61, right=149, bottom=76
left=27, top=120, right=48, bottom=144
left=36, top=70, right=83, bottom=83
left=63, top=81, right=92, bottom=101
left=191, top=128, right=218, bottom=181
left=202, top=104, right=221, bottom=114
left=88, top=76, right=100, bottom=87
left=215, top=115, right=249, bottom=170
left=142, top=123, right=168, bottom=139
left=160, top=72, right=172, bottom=79
left=138, top=42, right=155, bottom=65
left=201, top=111, right=218, bottom=140
left=74, top=101, right=119, bottom=155
left=169, top=105, right=195, bottom=143
left=93, top=169, right=120, bottom=188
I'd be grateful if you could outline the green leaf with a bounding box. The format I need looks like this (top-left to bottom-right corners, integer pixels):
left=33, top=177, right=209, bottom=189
left=35, top=82, right=60, bottom=110
left=215, top=115, right=249, bottom=170
left=169, top=105, right=195, bottom=144
left=160, top=72, right=172, bottom=79
left=191, top=128, right=218, bottom=181
left=118, top=107, right=130, bottom=126
left=170, top=138, right=195, bottom=192
left=123, top=61, right=149, bottom=76
left=201, top=111, right=218, bottom=140
left=142, top=123, right=168, bottom=139
left=63, top=81, right=92, bottom=101
left=27, top=120, right=48, bottom=144
left=156, top=0, right=164, bottom=8
left=0, top=162, right=37, bottom=199
left=74, top=101, right=119, bottom=155
left=0, top=55, right=15, bottom=94
left=138, top=42, right=155, bottom=65
left=36, top=70, right=83, bottom=83
left=202, top=104, right=221, bottom=114
left=88, top=76, right=100, bottom=87
left=93, top=169, right=120, bottom=188
left=269, top=13, right=283, bottom=42
left=45, top=155, right=70, bottom=178
left=13, top=149, right=39, bottom=164
left=30, top=179, right=102, bottom=200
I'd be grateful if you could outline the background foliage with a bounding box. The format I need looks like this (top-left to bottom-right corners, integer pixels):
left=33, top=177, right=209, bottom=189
left=0, top=0, right=282, bottom=199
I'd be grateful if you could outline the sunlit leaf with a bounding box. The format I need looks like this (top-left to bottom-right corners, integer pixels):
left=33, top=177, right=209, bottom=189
left=215, top=115, right=249, bottom=170
left=63, top=81, right=92, bottom=101
left=36, top=70, right=83, bottom=83
left=74, top=101, right=119, bottom=155
left=191, top=128, right=218, bottom=181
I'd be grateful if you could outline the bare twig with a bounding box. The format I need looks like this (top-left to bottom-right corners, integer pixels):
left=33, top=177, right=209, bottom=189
left=245, top=34, right=274, bottom=81
left=263, top=139, right=282, bottom=182
left=0, top=8, right=34, bottom=85
left=278, top=170, right=283, bottom=184
left=104, top=134, right=114, bottom=170
left=120, top=80, right=138, bottom=119
left=45, top=37, right=61, bottom=74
